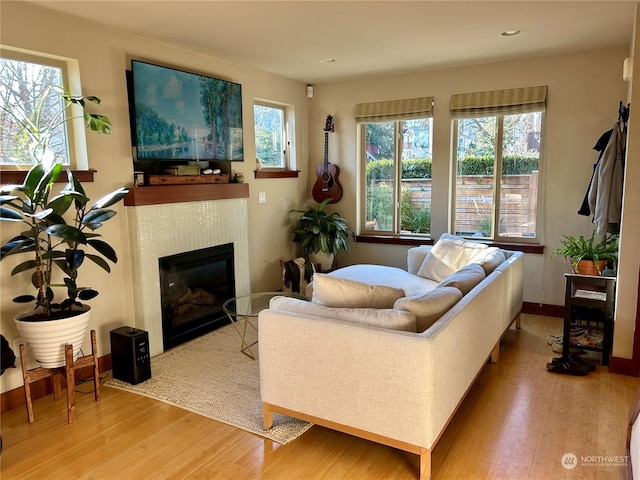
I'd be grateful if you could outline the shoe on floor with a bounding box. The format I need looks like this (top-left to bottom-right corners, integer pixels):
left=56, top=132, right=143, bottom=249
left=550, top=354, right=597, bottom=372
left=546, top=328, right=587, bottom=345
left=546, top=357, right=590, bottom=376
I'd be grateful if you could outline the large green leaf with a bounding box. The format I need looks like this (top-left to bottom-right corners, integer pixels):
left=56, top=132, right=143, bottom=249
left=66, top=248, right=85, bottom=270
left=22, top=164, right=46, bottom=199
left=85, top=113, right=112, bottom=134
left=45, top=224, right=87, bottom=243
left=85, top=253, right=111, bottom=273
left=1, top=235, right=35, bottom=259
left=87, top=239, right=117, bottom=263
left=83, top=208, right=116, bottom=229
left=0, top=206, right=23, bottom=221
left=34, top=163, right=63, bottom=205
left=91, top=187, right=129, bottom=210
left=10, top=259, right=39, bottom=275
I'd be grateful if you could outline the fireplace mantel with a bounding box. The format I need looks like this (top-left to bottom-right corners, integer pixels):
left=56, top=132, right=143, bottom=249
left=124, top=183, right=249, bottom=206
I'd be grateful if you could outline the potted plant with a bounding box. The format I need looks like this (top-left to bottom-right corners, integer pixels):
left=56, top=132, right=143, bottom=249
left=551, top=229, right=618, bottom=276
left=290, top=198, right=349, bottom=271
left=0, top=84, right=128, bottom=367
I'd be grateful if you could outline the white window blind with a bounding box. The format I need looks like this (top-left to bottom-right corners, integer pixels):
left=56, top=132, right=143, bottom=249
left=450, top=85, right=547, bottom=119
left=355, top=96, right=434, bottom=123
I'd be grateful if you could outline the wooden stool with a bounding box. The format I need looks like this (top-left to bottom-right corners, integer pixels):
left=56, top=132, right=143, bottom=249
left=19, top=329, right=100, bottom=424
left=65, top=329, right=100, bottom=423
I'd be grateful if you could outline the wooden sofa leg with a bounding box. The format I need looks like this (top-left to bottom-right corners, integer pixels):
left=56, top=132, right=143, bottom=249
left=419, top=447, right=432, bottom=480
left=490, top=342, right=500, bottom=363
left=263, top=402, right=273, bottom=430
left=515, top=313, right=522, bottom=330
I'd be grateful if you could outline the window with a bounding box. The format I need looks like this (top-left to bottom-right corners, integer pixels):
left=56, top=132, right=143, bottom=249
left=0, top=50, right=77, bottom=168
left=357, top=97, right=434, bottom=236
left=451, top=86, right=547, bottom=242
left=254, top=102, right=288, bottom=169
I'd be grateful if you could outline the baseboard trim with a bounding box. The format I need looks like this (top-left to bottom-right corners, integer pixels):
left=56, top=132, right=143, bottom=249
left=521, top=302, right=563, bottom=318
left=609, top=356, right=640, bottom=377
left=1, top=353, right=112, bottom=414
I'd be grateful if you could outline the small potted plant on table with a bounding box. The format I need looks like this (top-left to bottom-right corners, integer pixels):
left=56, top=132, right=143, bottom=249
left=551, top=229, right=618, bottom=276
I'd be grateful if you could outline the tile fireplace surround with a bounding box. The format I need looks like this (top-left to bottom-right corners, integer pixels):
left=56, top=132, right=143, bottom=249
left=125, top=186, right=250, bottom=356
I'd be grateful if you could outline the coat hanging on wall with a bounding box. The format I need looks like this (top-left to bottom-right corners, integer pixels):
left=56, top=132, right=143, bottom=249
left=582, top=102, right=629, bottom=235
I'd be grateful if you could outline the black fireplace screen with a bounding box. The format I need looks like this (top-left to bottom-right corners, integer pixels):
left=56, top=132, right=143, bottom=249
left=159, top=243, right=235, bottom=350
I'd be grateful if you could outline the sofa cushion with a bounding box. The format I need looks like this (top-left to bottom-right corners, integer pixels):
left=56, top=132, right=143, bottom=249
left=269, top=296, right=417, bottom=332
left=393, top=286, right=463, bottom=332
left=407, top=245, right=432, bottom=275
left=417, top=233, right=490, bottom=281
left=312, top=273, right=405, bottom=308
left=469, top=247, right=506, bottom=275
left=437, top=263, right=486, bottom=295
left=322, top=264, right=439, bottom=297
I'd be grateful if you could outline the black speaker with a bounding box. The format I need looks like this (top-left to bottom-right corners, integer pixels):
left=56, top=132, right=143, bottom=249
left=110, top=327, right=151, bottom=385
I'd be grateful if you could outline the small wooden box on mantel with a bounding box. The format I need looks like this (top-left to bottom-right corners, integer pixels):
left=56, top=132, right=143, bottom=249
left=148, top=174, right=229, bottom=185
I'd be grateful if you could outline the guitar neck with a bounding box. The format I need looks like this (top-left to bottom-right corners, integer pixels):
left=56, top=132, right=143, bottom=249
left=323, top=131, right=329, bottom=169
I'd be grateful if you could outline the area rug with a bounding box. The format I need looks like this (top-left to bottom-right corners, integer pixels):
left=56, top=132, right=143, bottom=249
left=105, top=324, right=312, bottom=444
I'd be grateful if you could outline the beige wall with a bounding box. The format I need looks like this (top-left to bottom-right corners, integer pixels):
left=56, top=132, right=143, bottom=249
left=0, top=1, right=308, bottom=393
left=308, top=45, right=636, bottom=351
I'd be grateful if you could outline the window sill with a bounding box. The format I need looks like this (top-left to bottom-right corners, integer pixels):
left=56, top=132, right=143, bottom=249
left=1, top=169, right=96, bottom=184
left=355, top=234, right=545, bottom=254
left=254, top=169, right=299, bottom=179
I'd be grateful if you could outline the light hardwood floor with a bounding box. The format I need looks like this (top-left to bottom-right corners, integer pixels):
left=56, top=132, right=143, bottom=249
left=1, top=314, right=638, bottom=480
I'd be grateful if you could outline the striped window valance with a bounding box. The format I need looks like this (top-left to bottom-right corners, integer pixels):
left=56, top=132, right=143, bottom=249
left=450, top=85, right=547, bottom=119
left=355, top=96, right=434, bottom=123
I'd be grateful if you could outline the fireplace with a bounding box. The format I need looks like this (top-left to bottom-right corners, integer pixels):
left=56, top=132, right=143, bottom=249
left=125, top=193, right=251, bottom=357
left=159, top=243, right=235, bottom=350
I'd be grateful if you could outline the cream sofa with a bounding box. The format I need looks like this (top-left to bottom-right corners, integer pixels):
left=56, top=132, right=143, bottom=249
left=258, top=235, right=524, bottom=480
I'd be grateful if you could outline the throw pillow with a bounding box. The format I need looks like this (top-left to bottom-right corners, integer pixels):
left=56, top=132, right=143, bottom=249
left=469, top=247, right=506, bottom=275
left=437, top=263, right=486, bottom=295
left=393, top=286, right=463, bottom=332
left=269, top=296, right=417, bottom=332
left=311, top=273, right=405, bottom=309
left=407, top=245, right=432, bottom=275
left=417, top=233, right=489, bottom=281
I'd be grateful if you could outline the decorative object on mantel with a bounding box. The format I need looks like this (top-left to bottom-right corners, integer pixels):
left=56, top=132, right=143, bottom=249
left=290, top=198, right=349, bottom=271
left=551, top=229, right=618, bottom=276
left=105, top=323, right=312, bottom=444
left=0, top=82, right=128, bottom=368
left=233, top=172, right=245, bottom=183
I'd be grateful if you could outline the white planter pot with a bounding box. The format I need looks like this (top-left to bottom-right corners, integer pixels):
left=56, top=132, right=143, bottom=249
left=14, top=306, right=91, bottom=368
left=309, top=251, right=335, bottom=272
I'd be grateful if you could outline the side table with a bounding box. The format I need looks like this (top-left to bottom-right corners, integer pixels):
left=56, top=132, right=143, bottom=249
left=563, top=273, right=615, bottom=366
left=222, top=292, right=309, bottom=359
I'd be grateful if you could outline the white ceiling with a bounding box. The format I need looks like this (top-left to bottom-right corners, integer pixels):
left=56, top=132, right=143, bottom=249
left=25, top=0, right=638, bottom=83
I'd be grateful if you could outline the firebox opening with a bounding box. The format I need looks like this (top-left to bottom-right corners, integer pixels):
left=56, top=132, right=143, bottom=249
left=159, top=243, right=235, bottom=350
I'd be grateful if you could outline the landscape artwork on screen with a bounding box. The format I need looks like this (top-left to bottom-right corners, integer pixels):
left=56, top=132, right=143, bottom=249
left=131, top=60, right=243, bottom=162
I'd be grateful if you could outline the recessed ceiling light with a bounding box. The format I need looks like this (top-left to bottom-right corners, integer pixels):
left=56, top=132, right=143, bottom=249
left=318, top=57, right=337, bottom=64
left=500, top=29, right=524, bottom=37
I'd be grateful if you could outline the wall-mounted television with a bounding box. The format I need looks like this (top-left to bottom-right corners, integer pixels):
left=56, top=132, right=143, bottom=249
left=128, top=60, right=244, bottom=163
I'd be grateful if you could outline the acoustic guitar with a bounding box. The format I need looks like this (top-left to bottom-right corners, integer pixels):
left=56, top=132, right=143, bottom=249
left=312, top=115, right=343, bottom=204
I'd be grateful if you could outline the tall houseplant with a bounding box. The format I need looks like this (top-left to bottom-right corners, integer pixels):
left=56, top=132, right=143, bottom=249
left=551, top=229, right=618, bottom=275
left=0, top=84, right=128, bottom=367
left=290, top=198, right=349, bottom=270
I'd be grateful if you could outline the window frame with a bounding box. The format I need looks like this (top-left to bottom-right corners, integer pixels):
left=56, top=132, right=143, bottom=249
left=0, top=46, right=88, bottom=171
left=253, top=100, right=293, bottom=171
left=359, top=116, right=434, bottom=238
left=451, top=110, right=546, bottom=244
